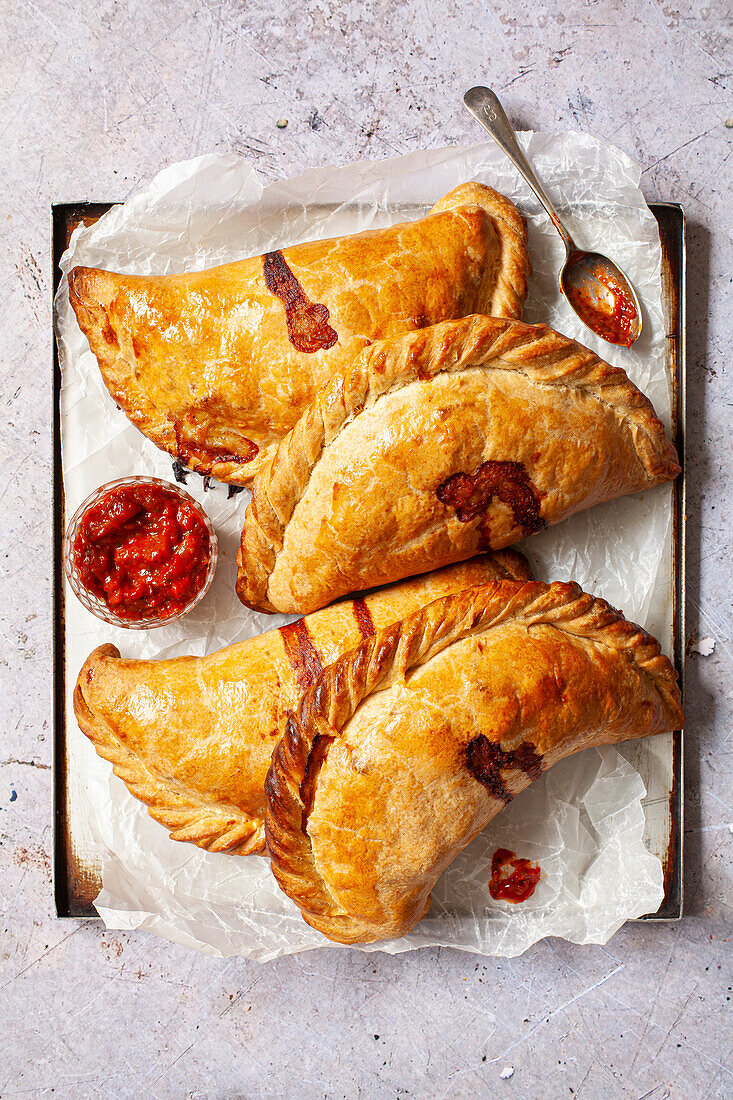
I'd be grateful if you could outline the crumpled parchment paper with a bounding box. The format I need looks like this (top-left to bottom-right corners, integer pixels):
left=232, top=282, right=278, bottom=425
left=56, top=133, right=673, bottom=959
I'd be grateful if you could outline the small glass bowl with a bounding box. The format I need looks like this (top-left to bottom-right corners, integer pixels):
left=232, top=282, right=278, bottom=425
left=63, top=476, right=218, bottom=629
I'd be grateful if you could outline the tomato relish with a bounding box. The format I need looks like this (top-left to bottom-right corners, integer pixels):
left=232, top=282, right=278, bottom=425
left=488, top=848, right=541, bottom=904
left=72, top=482, right=211, bottom=621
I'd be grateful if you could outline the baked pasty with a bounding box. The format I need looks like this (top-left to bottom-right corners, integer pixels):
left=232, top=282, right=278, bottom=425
left=238, top=315, right=680, bottom=614
left=73, top=552, right=531, bottom=855
left=67, top=184, right=530, bottom=484
left=265, top=580, right=684, bottom=944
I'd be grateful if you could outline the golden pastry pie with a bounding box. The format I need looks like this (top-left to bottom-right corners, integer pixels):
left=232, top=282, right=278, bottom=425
left=67, top=184, right=530, bottom=484
left=73, top=552, right=531, bottom=855
left=265, top=580, right=684, bottom=944
left=238, top=315, right=680, bottom=614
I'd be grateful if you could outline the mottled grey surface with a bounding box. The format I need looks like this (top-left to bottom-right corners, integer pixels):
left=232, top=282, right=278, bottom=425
left=1, top=1, right=731, bottom=1097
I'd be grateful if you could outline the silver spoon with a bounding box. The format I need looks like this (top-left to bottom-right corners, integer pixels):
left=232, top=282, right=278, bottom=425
left=463, top=86, right=642, bottom=348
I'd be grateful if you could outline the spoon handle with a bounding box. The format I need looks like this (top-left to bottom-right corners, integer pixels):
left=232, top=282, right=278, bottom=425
left=463, top=86, right=576, bottom=257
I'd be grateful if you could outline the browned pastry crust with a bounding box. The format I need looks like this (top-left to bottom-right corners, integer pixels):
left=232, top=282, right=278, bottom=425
left=237, top=315, right=680, bottom=614
left=67, top=183, right=530, bottom=484
left=265, top=580, right=684, bottom=944
left=72, top=552, right=531, bottom=855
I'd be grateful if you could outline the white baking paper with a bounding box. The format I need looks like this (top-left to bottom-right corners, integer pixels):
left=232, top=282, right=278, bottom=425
left=56, top=133, right=673, bottom=959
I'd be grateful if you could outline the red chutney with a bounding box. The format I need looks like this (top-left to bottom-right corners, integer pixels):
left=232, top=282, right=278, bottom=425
left=72, top=483, right=211, bottom=621
left=566, top=264, right=639, bottom=347
left=489, top=848, right=541, bottom=904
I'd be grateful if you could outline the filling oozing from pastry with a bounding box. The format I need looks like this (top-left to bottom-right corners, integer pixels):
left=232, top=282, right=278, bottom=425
left=437, top=459, right=546, bottom=544
left=299, top=733, right=334, bottom=833
left=173, top=422, right=260, bottom=474
left=465, top=734, right=544, bottom=803
left=350, top=597, right=377, bottom=639
left=278, top=618, right=325, bottom=691
left=263, top=250, right=339, bottom=353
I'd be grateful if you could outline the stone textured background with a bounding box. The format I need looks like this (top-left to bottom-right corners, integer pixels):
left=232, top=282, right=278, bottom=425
left=1, top=1, right=731, bottom=1097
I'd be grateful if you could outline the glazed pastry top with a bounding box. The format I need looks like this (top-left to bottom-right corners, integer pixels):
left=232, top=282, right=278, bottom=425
left=73, top=552, right=531, bottom=855
left=265, top=580, right=684, bottom=944
left=238, top=315, right=679, bottom=614
left=68, top=183, right=530, bottom=484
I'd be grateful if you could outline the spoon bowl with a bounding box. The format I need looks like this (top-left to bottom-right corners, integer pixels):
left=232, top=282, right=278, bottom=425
left=463, top=86, right=642, bottom=348
left=561, top=250, right=642, bottom=348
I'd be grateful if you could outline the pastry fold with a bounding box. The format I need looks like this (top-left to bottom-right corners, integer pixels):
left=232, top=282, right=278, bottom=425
left=68, top=184, right=530, bottom=484
left=237, top=315, right=680, bottom=615
left=265, top=580, right=684, bottom=945
left=73, top=552, right=531, bottom=856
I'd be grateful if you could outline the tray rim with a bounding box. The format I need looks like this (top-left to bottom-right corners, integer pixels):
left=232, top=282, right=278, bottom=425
left=642, top=201, right=686, bottom=921
left=51, top=199, right=686, bottom=922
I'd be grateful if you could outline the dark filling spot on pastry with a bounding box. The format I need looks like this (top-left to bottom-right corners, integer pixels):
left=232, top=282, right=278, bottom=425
left=171, top=460, right=189, bottom=484
left=262, top=250, right=338, bottom=353
left=437, top=460, right=545, bottom=545
left=174, top=457, right=245, bottom=495
left=299, top=733, right=333, bottom=831
left=174, top=422, right=259, bottom=474
left=279, top=618, right=324, bottom=691
left=352, top=598, right=376, bottom=639
left=465, top=735, right=543, bottom=804
left=101, top=319, right=118, bottom=348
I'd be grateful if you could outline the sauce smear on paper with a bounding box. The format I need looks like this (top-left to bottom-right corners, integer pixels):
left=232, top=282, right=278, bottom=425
left=488, top=848, right=541, bottom=903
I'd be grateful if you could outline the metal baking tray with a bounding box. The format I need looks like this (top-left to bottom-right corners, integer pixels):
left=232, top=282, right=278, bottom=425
left=52, top=202, right=685, bottom=921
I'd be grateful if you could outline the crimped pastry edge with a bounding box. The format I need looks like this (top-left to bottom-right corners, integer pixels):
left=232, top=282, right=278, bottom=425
left=73, top=645, right=266, bottom=855
left=237, top=315, right=681, bottom=612
left=432, top=182, right=531, bottom=322
left=264, top=579, right=684, bottom=944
